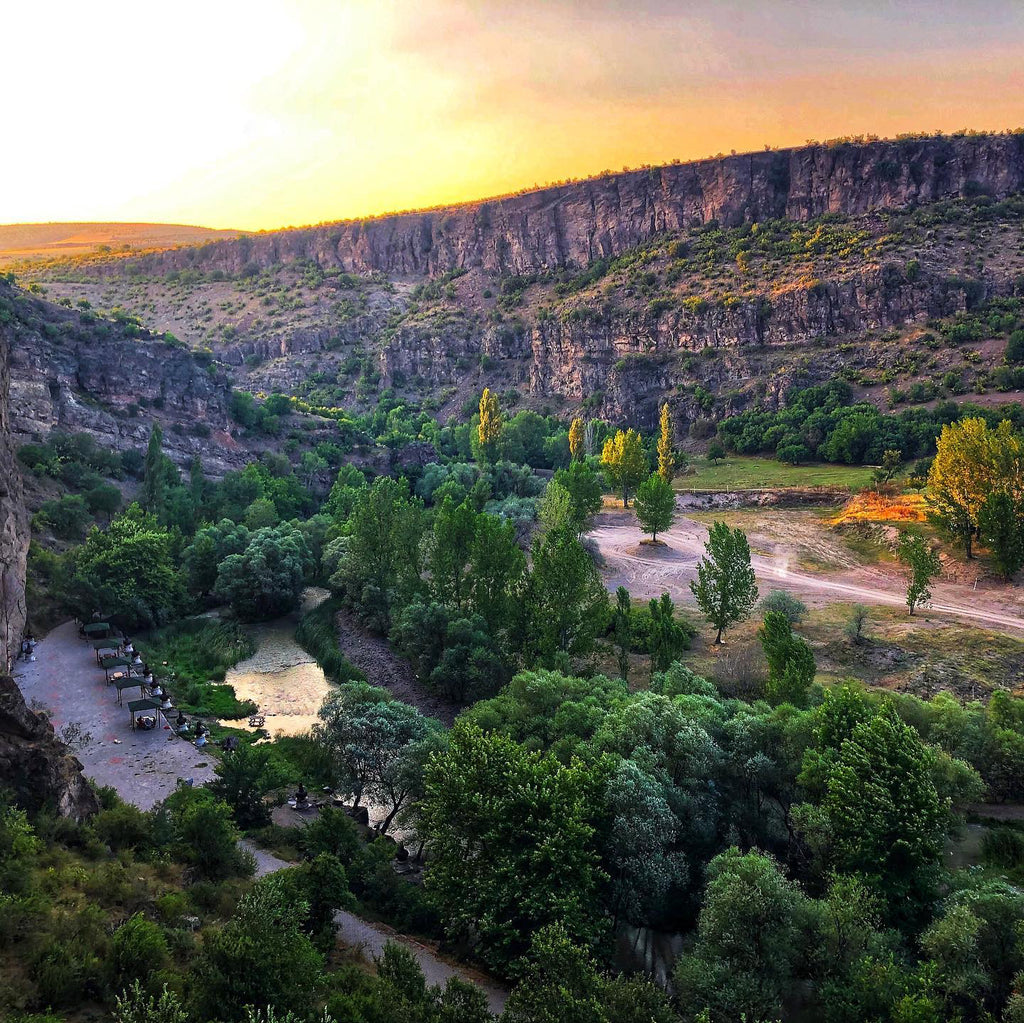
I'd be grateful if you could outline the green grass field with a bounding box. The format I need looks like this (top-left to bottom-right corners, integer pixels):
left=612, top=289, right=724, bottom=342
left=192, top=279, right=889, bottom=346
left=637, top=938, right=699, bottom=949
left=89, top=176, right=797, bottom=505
left=678, top=456, right=875, bottom=491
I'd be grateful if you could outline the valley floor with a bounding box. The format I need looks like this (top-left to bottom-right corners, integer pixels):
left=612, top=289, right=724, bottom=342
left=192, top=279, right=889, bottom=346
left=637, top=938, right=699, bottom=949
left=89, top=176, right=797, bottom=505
left=591, top=507, right=1024, bottom=638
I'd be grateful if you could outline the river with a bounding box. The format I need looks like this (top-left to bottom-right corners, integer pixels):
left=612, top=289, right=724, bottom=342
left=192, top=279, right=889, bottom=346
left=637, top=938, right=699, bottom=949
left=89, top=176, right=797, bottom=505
left=218, top=587, right=332, bottom=737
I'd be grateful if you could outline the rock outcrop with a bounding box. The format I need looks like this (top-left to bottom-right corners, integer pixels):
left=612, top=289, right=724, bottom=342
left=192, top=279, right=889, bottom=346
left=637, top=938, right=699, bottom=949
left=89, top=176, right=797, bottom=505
left=123, top=133, right=1024, bottom=277
left=0, top=298, right=96, bottom=821
left=1, top=282, right=247, bottom=475
left=0, top=312, right=28, bottom=670
left=0, top=673, right=99, bottom=821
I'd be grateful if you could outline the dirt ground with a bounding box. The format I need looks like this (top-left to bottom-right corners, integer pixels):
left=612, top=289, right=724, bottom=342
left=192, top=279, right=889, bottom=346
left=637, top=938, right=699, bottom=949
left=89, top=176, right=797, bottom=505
left=591, top=504, right=1024, bottom=638
left=335, top=608, right=460, bottom=725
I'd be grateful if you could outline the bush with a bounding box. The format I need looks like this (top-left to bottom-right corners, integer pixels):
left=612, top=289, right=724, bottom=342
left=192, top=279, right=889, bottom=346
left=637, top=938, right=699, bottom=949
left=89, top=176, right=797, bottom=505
left=108, top=914, right=170, bottom=994
left=758, top=590, right=808, bottom=624
left=294, top=597, right=364, bottom=685
left=982, top=827, right=1024, bottom=870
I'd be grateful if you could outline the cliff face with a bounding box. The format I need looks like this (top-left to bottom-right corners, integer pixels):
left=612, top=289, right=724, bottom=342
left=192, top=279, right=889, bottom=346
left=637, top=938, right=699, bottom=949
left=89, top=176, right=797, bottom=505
left=125, top=134, right=1024, bottom=277
left=0, top=320, right=28, bottom=670
left=0, top=674, right=99, bottom=821
left=2, top=285, right=247, bottom=476
left=0, top=296, right=97, bottom=821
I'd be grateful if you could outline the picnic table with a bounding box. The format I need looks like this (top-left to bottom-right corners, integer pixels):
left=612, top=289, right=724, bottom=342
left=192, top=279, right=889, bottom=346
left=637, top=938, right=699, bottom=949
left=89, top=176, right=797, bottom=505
left=127, top=698, right=162, bottom=731
left=100, top=655, right=132, bottom=683
left=113, top=677, right=144, bottom=705
left=83, top=622, right=111, bottom=637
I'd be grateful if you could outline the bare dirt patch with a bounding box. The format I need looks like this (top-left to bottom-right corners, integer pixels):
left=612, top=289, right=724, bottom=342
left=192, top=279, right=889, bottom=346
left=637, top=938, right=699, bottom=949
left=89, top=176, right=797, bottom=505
left=335, top=608, right=460, bottom=725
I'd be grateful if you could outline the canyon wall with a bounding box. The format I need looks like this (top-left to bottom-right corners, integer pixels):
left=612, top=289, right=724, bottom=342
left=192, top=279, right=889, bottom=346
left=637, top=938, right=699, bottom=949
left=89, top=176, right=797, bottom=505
left=125, top=134, right=1024, bottom=278
left=2, top=285, right=248, bottom=475
left=0, top=316, right=28, bottom=669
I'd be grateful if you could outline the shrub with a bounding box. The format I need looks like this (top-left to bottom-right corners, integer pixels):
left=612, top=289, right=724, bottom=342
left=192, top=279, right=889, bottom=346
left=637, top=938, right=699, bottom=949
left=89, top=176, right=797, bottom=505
left=758, top=590, right=808, bottom=624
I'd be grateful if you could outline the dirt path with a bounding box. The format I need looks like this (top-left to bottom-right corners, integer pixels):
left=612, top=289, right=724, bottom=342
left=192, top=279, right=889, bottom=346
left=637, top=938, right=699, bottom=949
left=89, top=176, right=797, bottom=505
left=242, top=839, right=507, bottom=1014
left=335, top=608, right=460, bottom=726
left=13, top=621, right=215, bottom=808
left=591, top=508, right=1024, bottom=636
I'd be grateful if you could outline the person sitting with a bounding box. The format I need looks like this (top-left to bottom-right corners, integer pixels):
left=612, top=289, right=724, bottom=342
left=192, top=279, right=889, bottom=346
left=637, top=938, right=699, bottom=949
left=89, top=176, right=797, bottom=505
left=293, top=782, right=310, bottom=810
left=18, top=637, right=31, bottom=661
left=138, top=715, right=156, bottom=731
left=123, top=639, right=135, bottom=657
left=175, top=712, right=190, bottom=736
left=26, top=632, right=36, bottom=651
left=159, top=693, right=173, bottom=711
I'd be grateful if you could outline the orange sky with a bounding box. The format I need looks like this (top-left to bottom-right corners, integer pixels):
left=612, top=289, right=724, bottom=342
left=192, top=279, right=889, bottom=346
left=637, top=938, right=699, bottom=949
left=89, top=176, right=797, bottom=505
left=5, top=0, right=1024, bottom=231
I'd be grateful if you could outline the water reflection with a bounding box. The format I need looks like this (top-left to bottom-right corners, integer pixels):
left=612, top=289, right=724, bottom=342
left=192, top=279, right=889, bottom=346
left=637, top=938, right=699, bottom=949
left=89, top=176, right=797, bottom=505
left=219, top=587, right=331, bottom=737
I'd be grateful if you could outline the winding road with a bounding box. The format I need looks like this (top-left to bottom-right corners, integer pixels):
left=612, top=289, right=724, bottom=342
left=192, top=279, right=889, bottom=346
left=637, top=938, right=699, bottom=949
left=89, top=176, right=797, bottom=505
left=591, top=508, right=1024, bottom=636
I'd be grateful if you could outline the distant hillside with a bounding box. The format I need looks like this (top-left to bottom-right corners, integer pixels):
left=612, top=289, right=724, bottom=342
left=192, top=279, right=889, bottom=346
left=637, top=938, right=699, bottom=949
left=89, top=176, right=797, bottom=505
left=73, top=131, right=1024, bottom=279
left=0, top=222, right=244, bottom=267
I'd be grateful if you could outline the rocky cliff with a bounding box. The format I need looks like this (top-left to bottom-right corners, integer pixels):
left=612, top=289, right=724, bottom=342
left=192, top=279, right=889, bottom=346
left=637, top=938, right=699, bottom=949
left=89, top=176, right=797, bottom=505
left=0, top=674, right=99, bottom=821
left=0, top=295, right=97, bottom=821
left=0, top=316, right=28, bottom=669
left=122, top=133, right=1024, bottom=277
left=1, top=282, right=247, bottom=476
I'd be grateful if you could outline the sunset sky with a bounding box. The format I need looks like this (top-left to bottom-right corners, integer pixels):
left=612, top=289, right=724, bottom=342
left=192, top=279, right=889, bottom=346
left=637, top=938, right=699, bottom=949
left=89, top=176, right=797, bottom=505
left=5, top=0, right=1024, bottom=231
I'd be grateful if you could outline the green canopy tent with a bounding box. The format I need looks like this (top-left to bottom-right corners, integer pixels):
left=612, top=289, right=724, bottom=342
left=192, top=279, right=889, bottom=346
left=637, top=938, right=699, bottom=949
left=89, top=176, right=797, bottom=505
left=113, top=677, right=144, bottom=706
left=92, top=638, right=119, bottom=664
left=127, top=698, right=162, bottom=731
left=83, top=622, right=111, bottom=638
left=100, top=655, right=131, bottom=683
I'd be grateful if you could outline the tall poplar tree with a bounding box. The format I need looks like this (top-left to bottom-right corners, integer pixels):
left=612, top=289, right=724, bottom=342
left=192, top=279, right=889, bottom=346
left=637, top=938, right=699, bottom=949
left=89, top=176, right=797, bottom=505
left=657, top=403, right=675, bottom=483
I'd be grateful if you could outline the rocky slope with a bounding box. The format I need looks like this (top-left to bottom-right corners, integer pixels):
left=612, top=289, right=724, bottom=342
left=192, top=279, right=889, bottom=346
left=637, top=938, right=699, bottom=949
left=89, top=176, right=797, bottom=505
left=25, top=132, right=1024, bottom=435
left=104, top=133, right=1024, bottom=277
left=0, top=304, right=97, bottom=821
left=0, top=281, right=249, bottom=475
left=0, top=674, right=99, bottom=820
left=0, top=311, right=28, bottom=668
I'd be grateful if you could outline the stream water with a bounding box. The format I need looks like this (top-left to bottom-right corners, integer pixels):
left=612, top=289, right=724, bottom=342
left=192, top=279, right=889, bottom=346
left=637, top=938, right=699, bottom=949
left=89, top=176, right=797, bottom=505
left=218, top=587, right=332, bottom=737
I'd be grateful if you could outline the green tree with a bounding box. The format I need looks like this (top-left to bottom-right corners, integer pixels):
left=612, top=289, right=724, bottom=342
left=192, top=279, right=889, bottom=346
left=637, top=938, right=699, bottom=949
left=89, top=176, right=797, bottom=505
left=190, top=875, right=323, bottom=1022
left=897, top=532, right=941, bottom=615
left=552, top=460, right=604, bottom=536
left=210, top=743, right=287, bottom=829
left=142, top=424, right=166, bottom=518
left=244, top=496, right=279, bottom=529
left=63, top=504, right=186, bottom=629
left=978, top=490, right=1024, bottom=580
left=524, top=526, right=608, bottom=665
left=314, top=682, right=436, bottom=832
left=427, top=497, right=478, bottom=610
left=706, top=439, right=726, bottom=465
left=601, top=429, right=647, bottom=507
left=690, top=521, right=758, bottom=643
left=502, top=923, right=608, bottom=1023
left=818, top=704, right=947, bottom=921
left=164, top=787, right=250, bottom=881
left=759, top=610, right=816, bottom=706
left=108, top=914, right=170, bottom=996
left=84, top=483, right=122, bottom=520
left=673, top=847, right=810, bottom=1023
left=634, top=473, right=675, bottom=542
left=419, top=722, right=607, bottom=972
left=333, top=475, right=424, bottom=632
left=647, top=592, right=690, bottom=676
left=114, top=982, right=188, bottom=1023
left=657, top=402, right=675, bottom=483
left=214, top=524, right=312, bottom=621
left=182, top=519, right=250, bottom=597
left=466, top=512, right=526, bottom=636
left=612, top=586, right=632, bottom=681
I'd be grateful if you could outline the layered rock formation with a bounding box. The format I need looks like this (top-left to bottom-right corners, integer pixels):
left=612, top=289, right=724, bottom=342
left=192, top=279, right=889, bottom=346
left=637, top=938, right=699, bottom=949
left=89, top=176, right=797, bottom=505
left=0, top=299, right=96, bottom=820
left=124, top=133, right=1024, bottom=277
left=0, top=674, right=99, bottom=821
left=0, top=315, right=28, bottom=670
left=1, top=283, right=246, bottom=475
